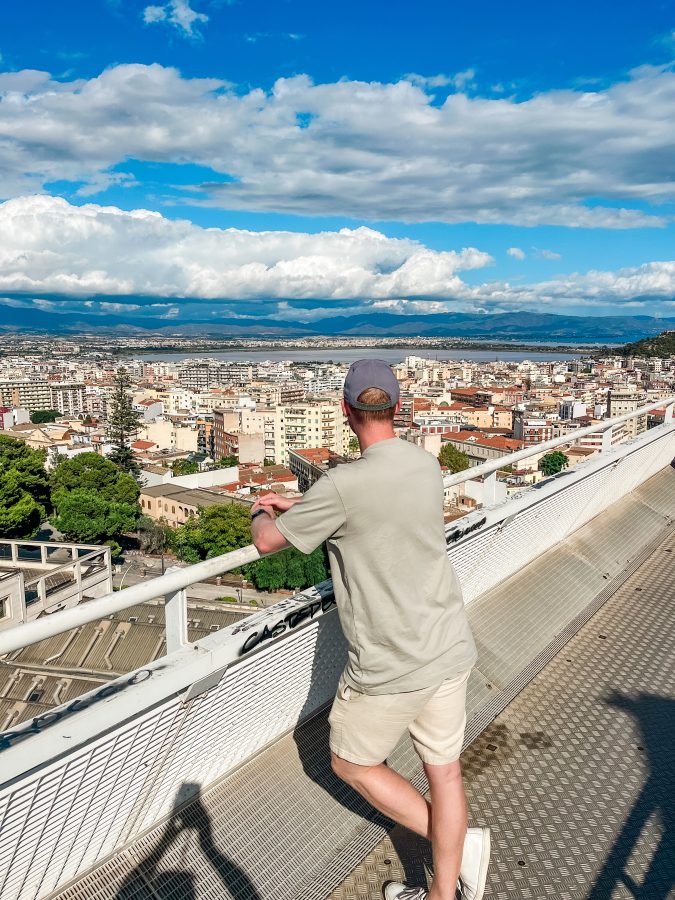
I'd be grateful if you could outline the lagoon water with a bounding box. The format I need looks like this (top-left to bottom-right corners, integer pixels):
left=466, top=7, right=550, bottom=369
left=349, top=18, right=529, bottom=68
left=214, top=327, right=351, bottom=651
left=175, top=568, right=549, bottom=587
left=135, top=347, right=589, bottom=365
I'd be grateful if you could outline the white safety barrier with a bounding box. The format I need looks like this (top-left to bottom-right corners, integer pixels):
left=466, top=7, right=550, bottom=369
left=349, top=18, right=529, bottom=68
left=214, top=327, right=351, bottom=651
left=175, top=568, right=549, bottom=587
left=0, top=401, right=673, bottom=900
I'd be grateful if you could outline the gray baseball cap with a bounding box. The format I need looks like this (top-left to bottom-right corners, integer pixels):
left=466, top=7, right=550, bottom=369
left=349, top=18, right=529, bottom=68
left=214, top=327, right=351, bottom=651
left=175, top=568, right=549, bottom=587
left=343, top=359, right=400, bottom=410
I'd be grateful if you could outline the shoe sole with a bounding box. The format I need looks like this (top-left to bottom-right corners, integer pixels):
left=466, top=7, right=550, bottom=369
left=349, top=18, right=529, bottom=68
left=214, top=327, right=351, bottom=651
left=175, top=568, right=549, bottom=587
left=472, top=827, right=491, bottom=900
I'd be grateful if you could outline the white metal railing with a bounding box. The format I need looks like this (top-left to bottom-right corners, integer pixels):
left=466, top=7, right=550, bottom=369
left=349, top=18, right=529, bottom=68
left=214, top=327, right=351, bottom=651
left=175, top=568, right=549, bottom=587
left=0, top=396, right=672, bottom=659
left=1, top=406, right=674, bottom=900
left=443, top=396, right=674, bottom=502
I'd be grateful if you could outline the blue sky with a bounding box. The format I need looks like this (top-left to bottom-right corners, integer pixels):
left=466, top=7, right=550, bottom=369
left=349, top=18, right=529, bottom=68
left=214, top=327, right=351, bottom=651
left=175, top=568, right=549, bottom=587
left=1, top=0, right=675, bottom=327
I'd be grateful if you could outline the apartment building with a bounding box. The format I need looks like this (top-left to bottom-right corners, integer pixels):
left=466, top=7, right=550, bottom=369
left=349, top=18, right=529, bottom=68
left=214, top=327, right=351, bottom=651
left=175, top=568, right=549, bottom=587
left=513, top=410, right=557, bottom=445
left=607, top=388, right=648, bottom=437
left=0, top=380, right=52, bottom=411
left=273, top=401, right=348, bottom=466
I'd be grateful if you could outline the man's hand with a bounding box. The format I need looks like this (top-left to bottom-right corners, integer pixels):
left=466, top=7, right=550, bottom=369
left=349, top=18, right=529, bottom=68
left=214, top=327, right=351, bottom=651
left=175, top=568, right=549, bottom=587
left=250, top=493, right=295, bottom=555
left=251, top=493, right=300, bottom=516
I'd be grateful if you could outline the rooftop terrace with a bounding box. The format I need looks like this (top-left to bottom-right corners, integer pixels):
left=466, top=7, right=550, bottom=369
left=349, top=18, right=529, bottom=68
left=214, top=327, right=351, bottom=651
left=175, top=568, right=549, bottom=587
left=0, top=399, right=673, bottom=900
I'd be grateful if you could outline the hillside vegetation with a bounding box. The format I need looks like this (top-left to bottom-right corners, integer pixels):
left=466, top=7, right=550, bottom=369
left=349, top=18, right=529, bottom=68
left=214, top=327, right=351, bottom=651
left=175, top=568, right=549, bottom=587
left=621, top=330, right=675, bottom=358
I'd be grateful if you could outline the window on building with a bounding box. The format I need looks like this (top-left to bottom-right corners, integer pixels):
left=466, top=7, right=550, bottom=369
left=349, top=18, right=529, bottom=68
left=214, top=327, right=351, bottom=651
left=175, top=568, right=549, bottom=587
left=129, top=616, right=139, bottom=624
left=27, top=690, right=43, bottom=703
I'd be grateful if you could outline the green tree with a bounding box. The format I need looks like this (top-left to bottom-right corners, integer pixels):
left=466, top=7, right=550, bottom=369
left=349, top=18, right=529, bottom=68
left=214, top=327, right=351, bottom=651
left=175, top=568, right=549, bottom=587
left=438, top=443, right=470, bottom=473
left=106, top=368, right=142, bottom=476
left=218, top=455, right=238, bottom=468
left=0, top=435, right=50, bottom=536
left=137, top=515, right=170, bottom=556
left=171, top=458, right=199, bottom=476
left=539, top=451, right=569, bottom=477
left=263, top=457, right=275, bottom=466
left=171, top=504, right=252, bottom=562
left=0, top=470, right=44, bottom=538
left=246, top=545, right=328, bottom=592
left=347, top=437, right=360, bottom=456
left=50, top=454, right=140, bottom=553
left=51, top=488, right=138, bottom=554
left=31, top=409, right=60, bottom=424
left=50, top=453, right=139, bottom=506
left=248, top=553, right=288, bottom=591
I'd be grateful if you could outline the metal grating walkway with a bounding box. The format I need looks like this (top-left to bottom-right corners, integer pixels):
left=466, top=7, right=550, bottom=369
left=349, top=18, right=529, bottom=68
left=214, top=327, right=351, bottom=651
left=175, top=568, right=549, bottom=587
left=47, top=472, right=675, bottom=900
left=332, top=529, right=675, bottom=900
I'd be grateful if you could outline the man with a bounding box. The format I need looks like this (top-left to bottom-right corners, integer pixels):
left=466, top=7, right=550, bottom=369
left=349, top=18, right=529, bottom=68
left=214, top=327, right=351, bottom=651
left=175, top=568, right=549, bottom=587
left=250, top=359, right=490, bottom=900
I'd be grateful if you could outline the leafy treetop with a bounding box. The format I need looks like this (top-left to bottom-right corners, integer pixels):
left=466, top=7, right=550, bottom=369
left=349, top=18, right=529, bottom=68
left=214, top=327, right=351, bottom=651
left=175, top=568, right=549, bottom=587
left=31, top=409, right=61, bottom=424
left=0, top=435, right=50, bottom=538
left=538, top=450, right=569, bottom=476
left=170, top=503, right=252, bottom=564
left=438, top=443, right=470, bottom=473
left=50, top=453, right=140, bottom=505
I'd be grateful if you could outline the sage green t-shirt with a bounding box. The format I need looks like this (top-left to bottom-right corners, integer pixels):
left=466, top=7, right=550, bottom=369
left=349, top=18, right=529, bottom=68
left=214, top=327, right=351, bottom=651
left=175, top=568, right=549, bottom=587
left=276, top=437, right=477, bottom=695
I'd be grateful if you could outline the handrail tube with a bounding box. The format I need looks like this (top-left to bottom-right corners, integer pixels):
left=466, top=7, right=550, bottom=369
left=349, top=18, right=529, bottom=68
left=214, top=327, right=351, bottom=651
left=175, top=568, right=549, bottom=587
left=442, top=396, right=674, bottom=489
left=22, top=547, right=108, bottom=588
left=0, top=544, right=261, bottom=656
left=0, top=397, right=672, bottom=657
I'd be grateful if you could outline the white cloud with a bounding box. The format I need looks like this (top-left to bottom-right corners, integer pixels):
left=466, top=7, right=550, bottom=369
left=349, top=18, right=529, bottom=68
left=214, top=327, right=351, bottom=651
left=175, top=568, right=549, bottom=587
left=404, top=69, right=475, bottom=91
left=1, top=196, right=673, bottom=315
left=538, top=248, right=562, bottom=260
left=0, top=195, right=492, bottom=300
left=143, top=6, right=167, bottom=24
left=507, top=246, right=526, bottom=260
left=143, top=0, right=208, bottom=36
left=0, top=64, right=674, bottom=227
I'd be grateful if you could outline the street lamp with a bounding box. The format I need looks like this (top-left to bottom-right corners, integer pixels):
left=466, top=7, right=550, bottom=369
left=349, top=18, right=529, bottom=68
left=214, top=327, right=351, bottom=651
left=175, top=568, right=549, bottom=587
left=118, top=562, right=134, bottom=591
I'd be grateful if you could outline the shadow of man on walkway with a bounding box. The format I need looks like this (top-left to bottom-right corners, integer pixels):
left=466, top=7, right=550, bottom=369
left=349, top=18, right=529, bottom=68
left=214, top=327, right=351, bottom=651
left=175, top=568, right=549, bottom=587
left=587, top=692, right=675, bottom=900
left=116, top=782, right=262, bottom=900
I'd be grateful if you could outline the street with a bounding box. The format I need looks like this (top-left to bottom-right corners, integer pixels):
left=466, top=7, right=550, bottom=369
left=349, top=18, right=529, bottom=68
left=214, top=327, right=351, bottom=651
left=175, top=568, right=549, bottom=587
left=113, top=555, right=291, bottom=608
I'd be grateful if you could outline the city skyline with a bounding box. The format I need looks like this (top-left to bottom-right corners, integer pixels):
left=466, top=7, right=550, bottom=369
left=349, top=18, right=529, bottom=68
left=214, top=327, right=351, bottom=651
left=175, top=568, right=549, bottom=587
left=1, top=1, right=675, bottom=329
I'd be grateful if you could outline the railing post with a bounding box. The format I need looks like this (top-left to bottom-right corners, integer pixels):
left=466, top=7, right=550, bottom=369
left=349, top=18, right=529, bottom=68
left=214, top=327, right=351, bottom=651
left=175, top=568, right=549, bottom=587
left=11, top=542, right=18, bottom=563
left=164, top=565, right=188, bottom=654
left=483, top=471, right=498, bottom=506
left=665, top=402, right=674, bottom=423
left=601, top=425, right=614, bottom=452
left=40, top=544, right=48, bottom=565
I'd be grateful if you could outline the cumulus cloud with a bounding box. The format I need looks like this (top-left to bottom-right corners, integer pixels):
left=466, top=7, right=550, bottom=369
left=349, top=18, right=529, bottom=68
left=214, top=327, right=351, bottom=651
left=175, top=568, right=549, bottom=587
left=142, top=0, right=207, bottom=37
left=0, top=195, right=492, bottom=300
left=507, top=247, right=526, bottom=260
left=462, top=260, right=675, bottom=311
left=1, top=196, right=673, bottom=316
left=0, top=64, right=674, bottom=227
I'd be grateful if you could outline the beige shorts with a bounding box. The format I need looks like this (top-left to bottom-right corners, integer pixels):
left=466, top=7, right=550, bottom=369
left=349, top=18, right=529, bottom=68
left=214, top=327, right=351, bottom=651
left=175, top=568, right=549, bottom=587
left=328, top=667, right=471, bottom=767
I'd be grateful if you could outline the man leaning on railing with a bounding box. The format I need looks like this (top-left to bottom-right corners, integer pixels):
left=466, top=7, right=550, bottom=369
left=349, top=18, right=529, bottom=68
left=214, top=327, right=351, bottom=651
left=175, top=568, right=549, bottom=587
left=250, top=359, right=490, bottom=900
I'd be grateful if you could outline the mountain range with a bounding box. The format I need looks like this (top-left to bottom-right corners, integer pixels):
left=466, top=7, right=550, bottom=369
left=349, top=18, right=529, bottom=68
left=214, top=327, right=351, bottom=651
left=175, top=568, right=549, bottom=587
left=1, top=306, right=674, bottom=343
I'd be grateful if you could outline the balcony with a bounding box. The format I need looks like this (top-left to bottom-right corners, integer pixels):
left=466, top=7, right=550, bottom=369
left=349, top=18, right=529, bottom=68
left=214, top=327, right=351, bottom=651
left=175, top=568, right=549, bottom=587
left=0, top=399, right=674, bottom=900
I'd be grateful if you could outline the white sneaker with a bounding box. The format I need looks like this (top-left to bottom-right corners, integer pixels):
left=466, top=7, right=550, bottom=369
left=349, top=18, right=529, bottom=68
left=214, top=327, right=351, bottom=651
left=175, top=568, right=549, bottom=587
left=459, top=827, right=491, bottom=900
left=383, top=883, right=428, bottom=900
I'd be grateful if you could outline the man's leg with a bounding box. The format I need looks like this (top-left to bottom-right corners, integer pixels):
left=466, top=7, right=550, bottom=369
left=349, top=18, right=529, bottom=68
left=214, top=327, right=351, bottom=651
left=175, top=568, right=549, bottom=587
left=330, top=752, right=431, bottom=839
left=423, top=760, right=467, bottom=900
left=331, top=754, right=466, bottom=900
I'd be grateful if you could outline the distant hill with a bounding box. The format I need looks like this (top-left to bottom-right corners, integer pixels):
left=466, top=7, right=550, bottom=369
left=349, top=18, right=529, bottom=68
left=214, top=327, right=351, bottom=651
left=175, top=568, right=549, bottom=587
left=621, top=329, right=675, bottom=358
left=1, top=302, right=675, bottom=343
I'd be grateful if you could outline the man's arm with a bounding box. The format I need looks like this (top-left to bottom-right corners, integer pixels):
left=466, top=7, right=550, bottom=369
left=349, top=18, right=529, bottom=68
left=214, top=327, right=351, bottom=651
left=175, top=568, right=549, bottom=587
left=250, top=493, right=299, bottom=555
